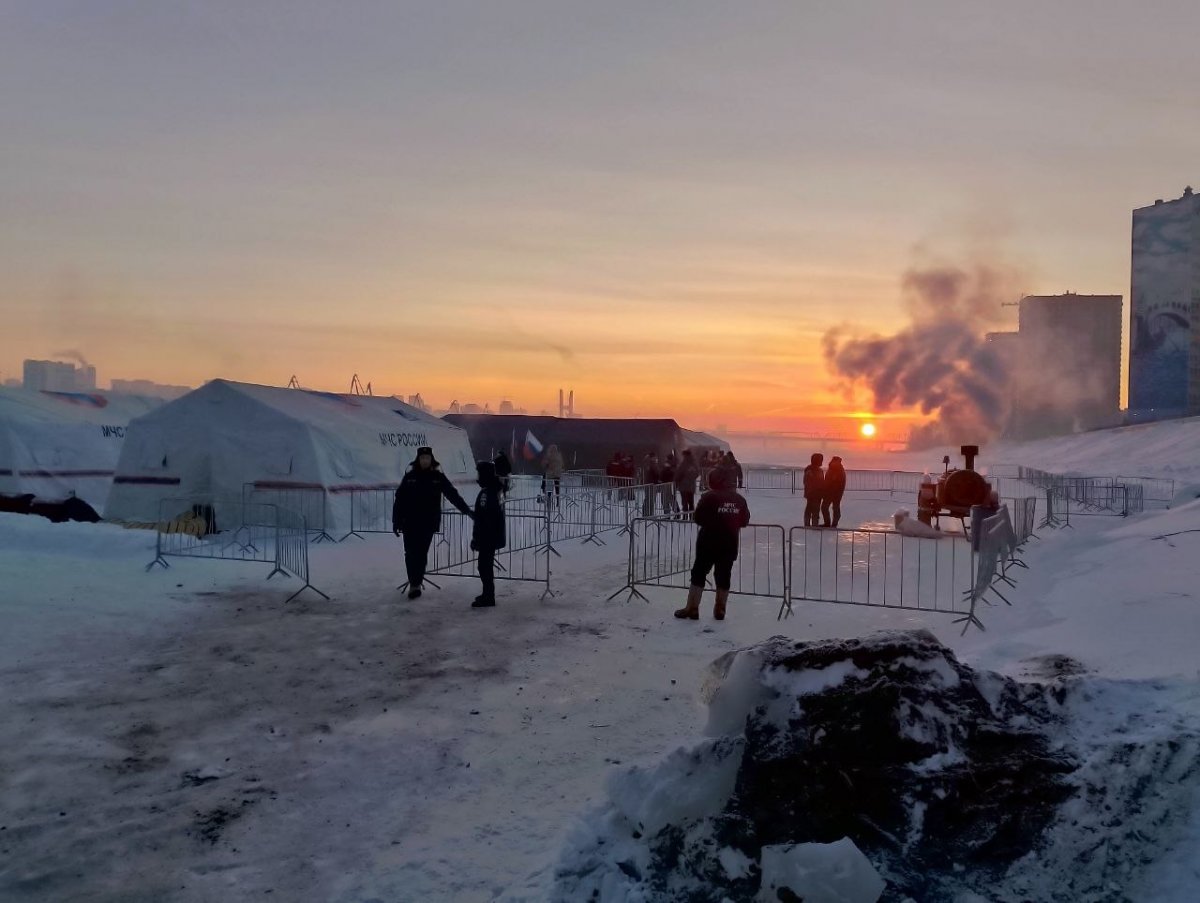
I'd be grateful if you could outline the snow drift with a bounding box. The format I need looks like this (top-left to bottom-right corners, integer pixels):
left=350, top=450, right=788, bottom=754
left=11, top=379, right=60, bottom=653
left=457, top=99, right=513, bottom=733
left=554, top=630, right=1200, bottom=902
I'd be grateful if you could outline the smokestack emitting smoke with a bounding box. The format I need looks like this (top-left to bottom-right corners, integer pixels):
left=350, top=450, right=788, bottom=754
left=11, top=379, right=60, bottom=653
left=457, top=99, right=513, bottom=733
left=52, top=349, right=91, bottom=368
left=823, top=264, right=1019, bottom=448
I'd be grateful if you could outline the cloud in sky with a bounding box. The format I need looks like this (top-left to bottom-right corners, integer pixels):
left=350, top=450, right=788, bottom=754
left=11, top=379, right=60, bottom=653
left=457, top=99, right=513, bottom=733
left=2, top=2, right=1199, bottom=424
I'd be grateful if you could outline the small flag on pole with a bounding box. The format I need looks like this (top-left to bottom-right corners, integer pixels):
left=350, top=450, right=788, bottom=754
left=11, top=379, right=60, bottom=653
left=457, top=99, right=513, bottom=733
left=523, top=429, right=544, bottom=461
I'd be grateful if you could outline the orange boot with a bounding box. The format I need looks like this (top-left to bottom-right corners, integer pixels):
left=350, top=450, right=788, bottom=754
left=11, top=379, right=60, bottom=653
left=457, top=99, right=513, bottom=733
left=674, top=585, right=702, bottom=620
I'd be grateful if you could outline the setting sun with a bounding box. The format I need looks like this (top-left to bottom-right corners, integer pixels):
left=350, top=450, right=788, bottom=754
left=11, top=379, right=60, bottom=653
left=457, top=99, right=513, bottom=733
left=860, top=422, right=877, bottom=438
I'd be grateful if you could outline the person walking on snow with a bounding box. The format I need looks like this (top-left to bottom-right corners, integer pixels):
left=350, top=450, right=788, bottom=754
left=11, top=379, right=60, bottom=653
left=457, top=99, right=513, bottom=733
left=393, top=446, right=473, bottom=599
left=822, top=455, right=846, bottom=527
left=803, top=452, right=825, bottom=527
left=470, top=460, right=506, bottom=608
left=675, top=469, right=751, bottom=622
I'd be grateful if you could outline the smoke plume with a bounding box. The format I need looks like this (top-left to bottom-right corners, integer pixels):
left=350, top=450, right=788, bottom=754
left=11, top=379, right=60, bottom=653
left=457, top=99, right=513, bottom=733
left=51, top=349, right=91, bottom=368
left=823, top=264, right=1021, bottom=449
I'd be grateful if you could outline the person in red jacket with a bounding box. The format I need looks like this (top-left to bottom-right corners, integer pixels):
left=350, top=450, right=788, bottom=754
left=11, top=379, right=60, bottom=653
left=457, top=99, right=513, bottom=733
left=822, top=455, right=847, bottom=527
left=674, top=469, right=751, bottom=622
left=802, top=452, right=825, bottom=527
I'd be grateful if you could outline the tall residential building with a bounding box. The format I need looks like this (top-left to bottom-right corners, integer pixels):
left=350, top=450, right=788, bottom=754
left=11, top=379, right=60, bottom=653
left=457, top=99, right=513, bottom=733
left=1129, top=187, right=1200, bottom=419
left=1009, top=294, right=1122, bottom=438
left=23, top=359, right=91, bottom=392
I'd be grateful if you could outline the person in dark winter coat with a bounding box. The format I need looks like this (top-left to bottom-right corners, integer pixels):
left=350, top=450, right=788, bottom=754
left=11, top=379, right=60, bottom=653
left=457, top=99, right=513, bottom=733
left=675, top=469, right=751, bottom=622
left=674, top=449, right=701, bottom=515
left=642, top=452, right=661, bottom=516
left=714, top=451, right=744, bottom=491
left=822, top=455, right=847, bottom=527
left=802, top=452, right=825, bottom=527
left=492, top=451, right=513, bottom=497
left=393, top=446, right=473, bottom=599
left=659, top=453, right=679, bottom=515
left=470, top=460, right=506, bottom=608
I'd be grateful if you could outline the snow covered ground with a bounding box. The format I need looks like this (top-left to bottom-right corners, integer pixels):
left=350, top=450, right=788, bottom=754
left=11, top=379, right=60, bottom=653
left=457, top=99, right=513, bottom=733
left=1, top=423, right=1199, bottom=901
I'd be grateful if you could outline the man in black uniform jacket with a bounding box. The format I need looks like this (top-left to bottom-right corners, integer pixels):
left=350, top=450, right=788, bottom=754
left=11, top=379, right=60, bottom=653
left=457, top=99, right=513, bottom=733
left=393, top=446, right=472, bottom=599
left=675, top=469, right=751, bottom=622
left=470, top=460, right=506, bottom=608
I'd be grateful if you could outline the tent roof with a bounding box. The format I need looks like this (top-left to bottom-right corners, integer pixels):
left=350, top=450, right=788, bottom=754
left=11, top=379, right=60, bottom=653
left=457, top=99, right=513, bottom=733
left=0, top=387, right=164, bottom=425
left=202, top=380, right=450, bottom=430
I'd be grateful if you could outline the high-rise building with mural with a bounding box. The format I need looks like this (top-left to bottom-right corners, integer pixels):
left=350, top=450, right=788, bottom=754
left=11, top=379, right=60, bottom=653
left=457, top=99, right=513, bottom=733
left=1129, top=187, right=1200, bottom=419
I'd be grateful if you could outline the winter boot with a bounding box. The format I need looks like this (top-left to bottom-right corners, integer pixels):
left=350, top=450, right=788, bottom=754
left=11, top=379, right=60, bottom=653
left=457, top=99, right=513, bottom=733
left=407, top=585, right=422, bottom=600
left=471, top=595, right=496, bottom=608
left=673, top=585, right=703, bottom=620
left=713, top=588, right=730, bottom=621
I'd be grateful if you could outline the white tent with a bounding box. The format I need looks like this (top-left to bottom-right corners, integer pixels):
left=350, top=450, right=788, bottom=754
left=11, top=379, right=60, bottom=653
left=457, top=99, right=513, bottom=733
left=0, top=388, right=165, bottom=513
left=104, top=380, right=475, bottom=532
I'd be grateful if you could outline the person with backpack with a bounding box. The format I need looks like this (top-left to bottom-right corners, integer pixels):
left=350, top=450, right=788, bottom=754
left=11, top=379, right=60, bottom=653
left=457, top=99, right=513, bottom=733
left=393, top=446, right=473, bottom=599
left=469, top=460, right=506, bottom=608
left=802, top=452, right=825, bottom=527
left=822, top=455, right=846, bottom=527
left=674, top=469, right=751, bottom=622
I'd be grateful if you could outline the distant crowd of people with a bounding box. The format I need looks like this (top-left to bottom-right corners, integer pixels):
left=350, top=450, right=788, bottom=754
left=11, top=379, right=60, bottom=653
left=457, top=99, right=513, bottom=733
left=601, top=449, right=744, bottom=518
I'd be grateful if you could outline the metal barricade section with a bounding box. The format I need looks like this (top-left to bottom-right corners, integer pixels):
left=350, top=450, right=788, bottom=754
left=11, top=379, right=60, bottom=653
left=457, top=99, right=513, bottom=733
left=147, top=496, right=327, bottom=603
left=609, top=517, right=787, bottom=607
left=423, top=510, right=553, bottom=599
left=785, top=527, right=974, bottom=620
left=243, top=482, right=333, bottom=543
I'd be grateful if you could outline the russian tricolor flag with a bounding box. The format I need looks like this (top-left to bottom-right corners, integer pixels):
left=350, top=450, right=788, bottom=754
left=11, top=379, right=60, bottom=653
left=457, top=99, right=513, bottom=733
left=523, top=430, right=544, bottom=461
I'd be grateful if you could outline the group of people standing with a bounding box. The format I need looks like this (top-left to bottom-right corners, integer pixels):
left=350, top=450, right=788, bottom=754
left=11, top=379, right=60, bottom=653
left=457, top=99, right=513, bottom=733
left=392, top=446, right=506, bottom=609
left=605, top=448, right=743, bottom=518
left=801, top=452, right=847, bottom=528
left=389, top=442, right=846, bottom=619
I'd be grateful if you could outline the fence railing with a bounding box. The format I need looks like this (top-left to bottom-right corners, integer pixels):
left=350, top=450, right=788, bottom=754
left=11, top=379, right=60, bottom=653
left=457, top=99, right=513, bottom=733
left=610, top=499, right=1043, bottom=633
left=419, top=510, right=553, bottom=597
left=737, top=467, right=934, bottom=496
left=146, top=496, right=328, bottom=603
left=1018, top=467, right=1144, bottom=518
left=607, top=517, right=788, bottom=607
left=786, top=526, right=975, bottom=621
left=242, top=482, right=334, bottom=543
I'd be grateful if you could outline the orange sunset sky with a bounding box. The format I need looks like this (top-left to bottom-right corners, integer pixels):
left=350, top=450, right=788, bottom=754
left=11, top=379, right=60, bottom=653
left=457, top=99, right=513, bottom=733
left=3, top=3, right=1199, bottom=438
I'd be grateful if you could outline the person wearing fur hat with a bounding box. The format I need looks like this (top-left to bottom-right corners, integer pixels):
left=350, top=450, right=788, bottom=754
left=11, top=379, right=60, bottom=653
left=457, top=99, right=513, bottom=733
left=822, top=455, right=847, bottom=528
left=675, top=468, right=751, bottom=622
left=393, top=446, right=472, bottom=599
left=470, top=460, right=507, bottom=608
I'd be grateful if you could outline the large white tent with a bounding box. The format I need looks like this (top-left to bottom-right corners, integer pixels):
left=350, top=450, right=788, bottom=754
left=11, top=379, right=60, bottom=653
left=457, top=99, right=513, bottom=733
left=0, top=388, right=165, bottom=514
left=104, top=380, right=475, bottom=532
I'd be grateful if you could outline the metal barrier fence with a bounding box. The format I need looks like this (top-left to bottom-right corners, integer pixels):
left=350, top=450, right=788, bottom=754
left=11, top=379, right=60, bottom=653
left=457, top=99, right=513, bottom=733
left=146, top=497, right=327, bottom=603
left=420, top=510, right=554, bottom=600
left=738, top=467, right=932, bottom=496
left=610, top=499, right=1044, bottom=633
left=607, top=517, right=788, bottom=607
left=1018, top=467, right=1145, bottom=517
left=786, top=526, right=975, bottom=621
left=242, top=482, right=334, bottom=543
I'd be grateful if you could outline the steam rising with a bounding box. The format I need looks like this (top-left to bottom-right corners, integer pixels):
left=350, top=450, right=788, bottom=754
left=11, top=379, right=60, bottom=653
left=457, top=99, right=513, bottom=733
left=51, top=349, right=91, bottom=368
left=823, top=264, right=1020, bottom=448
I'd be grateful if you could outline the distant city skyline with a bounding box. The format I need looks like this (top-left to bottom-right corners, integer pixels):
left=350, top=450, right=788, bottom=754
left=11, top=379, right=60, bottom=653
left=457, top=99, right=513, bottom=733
left=4, top=2, right=1200, bottom=440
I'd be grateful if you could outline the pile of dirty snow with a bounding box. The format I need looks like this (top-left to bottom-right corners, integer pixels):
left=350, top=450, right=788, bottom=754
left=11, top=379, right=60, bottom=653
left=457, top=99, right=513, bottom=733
left=553, top=630, right=1200, bottom=902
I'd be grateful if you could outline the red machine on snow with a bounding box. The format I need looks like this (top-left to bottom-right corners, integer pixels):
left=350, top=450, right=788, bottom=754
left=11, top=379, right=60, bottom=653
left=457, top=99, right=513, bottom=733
left=916, top=444, right=993, bottom=533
